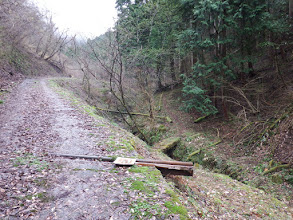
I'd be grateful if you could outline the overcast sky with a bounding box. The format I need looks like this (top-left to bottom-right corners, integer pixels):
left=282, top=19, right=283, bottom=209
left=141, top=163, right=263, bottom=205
left=31, top=0, right=117, bottom=38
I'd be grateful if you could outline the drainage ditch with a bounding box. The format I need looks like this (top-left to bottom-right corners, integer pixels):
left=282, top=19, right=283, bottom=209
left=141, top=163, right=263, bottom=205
left=163, top=142, right=245, bottom=182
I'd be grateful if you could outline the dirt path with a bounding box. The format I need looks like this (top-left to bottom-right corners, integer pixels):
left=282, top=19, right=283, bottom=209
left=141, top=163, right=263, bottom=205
left=0, top=78, right=176, bottom=219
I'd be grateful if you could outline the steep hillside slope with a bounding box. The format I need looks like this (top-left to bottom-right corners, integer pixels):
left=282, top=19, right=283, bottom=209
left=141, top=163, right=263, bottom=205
left=44, top=77, right=293, bottom=219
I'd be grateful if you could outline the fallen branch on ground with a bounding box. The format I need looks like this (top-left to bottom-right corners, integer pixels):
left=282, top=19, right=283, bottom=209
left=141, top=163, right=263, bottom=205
left=262, top=164, right=291, bottom=175
left=208, top=139, right=222, bottom=147
left=259, top=106, right=293, bottom=140
left=95, top=107, right=172, bottom=122
left=194, top=115, right=210, bottom=123
left=187, top=149, right=201, bottom=161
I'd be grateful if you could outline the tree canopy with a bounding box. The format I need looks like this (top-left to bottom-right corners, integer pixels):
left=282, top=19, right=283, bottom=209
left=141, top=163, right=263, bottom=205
left=110, top=0, right=291, bottom=115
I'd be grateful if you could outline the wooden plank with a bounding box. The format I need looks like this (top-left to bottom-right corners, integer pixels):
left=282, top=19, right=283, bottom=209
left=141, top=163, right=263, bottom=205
left=136, top=159, right=193, bottom=166
left=135, top=162, right=192, bottom=170
left=135, top=162, right=194, bottom=176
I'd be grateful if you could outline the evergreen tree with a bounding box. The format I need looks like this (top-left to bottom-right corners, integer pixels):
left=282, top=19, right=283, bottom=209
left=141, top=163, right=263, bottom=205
left=113, top=0, right=290, bottom=115
left=178, top=0, right=287, bottom=115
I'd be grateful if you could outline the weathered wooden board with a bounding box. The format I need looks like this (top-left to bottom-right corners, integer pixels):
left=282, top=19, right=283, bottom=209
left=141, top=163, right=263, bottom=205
left=114, top=157, right=136, bottom=165
left=135, top=162, right=194, bottom=176
left=136, top=159, right=193, bottom=166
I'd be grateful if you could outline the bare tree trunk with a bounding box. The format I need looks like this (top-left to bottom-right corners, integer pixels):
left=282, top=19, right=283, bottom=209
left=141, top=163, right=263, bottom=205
left=170, top=55, right=176, bottom=82
left=156, top=61, right=163, bottom=90
left=290, top=0, right=293, bottom=18
left=248, top=60, right=255, bottom=77
left=85, top=33, right=150, bottom=143
left=180, top=58, right=186, bottom=75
